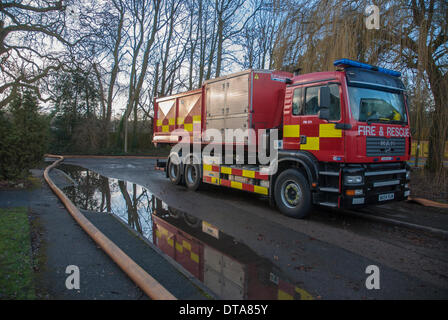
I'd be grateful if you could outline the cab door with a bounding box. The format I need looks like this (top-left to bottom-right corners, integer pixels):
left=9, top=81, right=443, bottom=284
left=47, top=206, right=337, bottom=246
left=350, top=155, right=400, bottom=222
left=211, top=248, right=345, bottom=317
left=283, top=82, right=344, bottom=162
left=282, top=86, right=303, bottom=150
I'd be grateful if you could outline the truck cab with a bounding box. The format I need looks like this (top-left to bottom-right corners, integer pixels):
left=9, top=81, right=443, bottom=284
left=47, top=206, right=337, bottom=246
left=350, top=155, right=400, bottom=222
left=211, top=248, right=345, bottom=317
left=281, top=59, right=411, bottom=211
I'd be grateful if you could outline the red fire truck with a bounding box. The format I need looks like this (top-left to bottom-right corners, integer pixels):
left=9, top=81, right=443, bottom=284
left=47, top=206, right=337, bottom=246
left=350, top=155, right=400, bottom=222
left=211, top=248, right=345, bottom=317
left=153, top=59, right=411, bottom=218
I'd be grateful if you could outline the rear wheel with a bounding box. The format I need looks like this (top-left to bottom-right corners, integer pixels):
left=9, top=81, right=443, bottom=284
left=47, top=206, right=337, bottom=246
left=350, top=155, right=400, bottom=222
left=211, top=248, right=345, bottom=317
left=183, top=213, right=201, bottom=228
left=184, top=163, right=201, bottom=191
left=274, top=169, right=311, bottom=219
left=168, top=157, right=182, bottom=185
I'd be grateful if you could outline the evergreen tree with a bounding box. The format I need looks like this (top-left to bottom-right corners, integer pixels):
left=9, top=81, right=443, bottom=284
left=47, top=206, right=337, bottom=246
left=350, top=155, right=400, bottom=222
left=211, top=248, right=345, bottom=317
left=0, top=91, right=49, bottom=180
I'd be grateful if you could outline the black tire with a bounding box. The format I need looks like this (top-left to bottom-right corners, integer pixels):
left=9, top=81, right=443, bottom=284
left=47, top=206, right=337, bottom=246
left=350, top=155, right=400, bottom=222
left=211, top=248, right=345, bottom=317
left=274, top=168, right=312, bottom=219
left=168, top=158, right=182, bottom=185
left=184, top=163, right=201, bottom=191
left=168, top=208, right=181, bottom=218
left=183, top=213, right=201, bottom=228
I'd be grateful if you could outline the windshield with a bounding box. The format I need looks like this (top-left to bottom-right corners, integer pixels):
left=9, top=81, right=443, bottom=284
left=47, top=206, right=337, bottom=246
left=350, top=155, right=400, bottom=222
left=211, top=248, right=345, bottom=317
left=348, top=86, right=407, bottom=124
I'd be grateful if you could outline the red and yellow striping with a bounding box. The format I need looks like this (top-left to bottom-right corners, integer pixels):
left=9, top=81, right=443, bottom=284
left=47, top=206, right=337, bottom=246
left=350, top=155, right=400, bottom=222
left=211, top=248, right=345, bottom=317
left=283, top=123, right=342, bottom=151
left=277, top=286, right=313, bottom=300
left=155, top=224, right=199, bottom=263
left=157, top=115, right=201, bottom=133
left=203, top=164, right=269, bottom=195
left=203, top=164, right=269, bottom=180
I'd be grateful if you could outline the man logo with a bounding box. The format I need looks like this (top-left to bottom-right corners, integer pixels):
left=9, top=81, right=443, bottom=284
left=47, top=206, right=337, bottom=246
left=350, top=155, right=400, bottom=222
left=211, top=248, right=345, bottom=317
left=380, top=140, right=394, bottom=147
left=365, top=5, right=380, bottom=30
left=65, top=265, right=80, bottom=290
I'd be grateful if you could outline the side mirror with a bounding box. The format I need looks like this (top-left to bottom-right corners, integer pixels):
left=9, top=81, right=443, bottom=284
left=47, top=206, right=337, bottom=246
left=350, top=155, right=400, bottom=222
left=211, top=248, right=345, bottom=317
left=319, top=86, right=331, bottom=109
left=318, top=107, right=330, bottom=120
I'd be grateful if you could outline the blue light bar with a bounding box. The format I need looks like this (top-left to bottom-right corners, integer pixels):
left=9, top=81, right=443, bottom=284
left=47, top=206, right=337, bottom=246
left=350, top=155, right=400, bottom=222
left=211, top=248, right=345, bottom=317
left=334, top=59, right=401, bottom=77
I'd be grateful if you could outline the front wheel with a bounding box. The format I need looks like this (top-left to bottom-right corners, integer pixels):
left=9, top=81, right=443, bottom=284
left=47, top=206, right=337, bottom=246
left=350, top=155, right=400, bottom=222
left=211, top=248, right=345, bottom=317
left=274, top=169, right=311, bottom=219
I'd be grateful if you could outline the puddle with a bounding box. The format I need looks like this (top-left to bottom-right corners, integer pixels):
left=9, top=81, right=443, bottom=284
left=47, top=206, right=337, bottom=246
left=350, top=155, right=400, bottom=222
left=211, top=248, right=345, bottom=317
left=58, top=164, right=311, bottom=300
left=60, top=164, right=154, bottom=240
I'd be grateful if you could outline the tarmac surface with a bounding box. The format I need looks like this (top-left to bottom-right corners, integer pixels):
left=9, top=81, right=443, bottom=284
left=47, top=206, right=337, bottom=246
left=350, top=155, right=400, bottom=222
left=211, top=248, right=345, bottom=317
left=55, top=157, right=448, bottom=299
left=2, top=157, right=448, bottom=299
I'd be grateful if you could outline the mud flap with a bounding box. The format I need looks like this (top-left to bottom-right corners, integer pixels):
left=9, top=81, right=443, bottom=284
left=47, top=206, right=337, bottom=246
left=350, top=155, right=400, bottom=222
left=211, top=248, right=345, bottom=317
left=155, top=159, right=167, bottom=172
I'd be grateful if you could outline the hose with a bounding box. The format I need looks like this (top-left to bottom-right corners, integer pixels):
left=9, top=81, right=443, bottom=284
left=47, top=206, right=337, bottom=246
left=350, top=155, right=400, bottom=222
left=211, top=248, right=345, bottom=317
left=44, top=155, right=176, bottom=300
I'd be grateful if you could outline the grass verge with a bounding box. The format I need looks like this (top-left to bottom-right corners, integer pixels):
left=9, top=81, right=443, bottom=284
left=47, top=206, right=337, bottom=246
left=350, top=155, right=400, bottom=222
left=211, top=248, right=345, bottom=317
left=0, top=173, right=42, bottom=191
left=0, top=207, right=36, bottom=299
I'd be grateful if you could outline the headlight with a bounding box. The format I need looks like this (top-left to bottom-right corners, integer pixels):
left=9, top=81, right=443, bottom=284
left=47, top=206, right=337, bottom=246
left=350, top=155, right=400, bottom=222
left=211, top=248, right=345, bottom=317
left=344, top=175, right=363, bottom=185
left=406, top=171, right=411, bottom=180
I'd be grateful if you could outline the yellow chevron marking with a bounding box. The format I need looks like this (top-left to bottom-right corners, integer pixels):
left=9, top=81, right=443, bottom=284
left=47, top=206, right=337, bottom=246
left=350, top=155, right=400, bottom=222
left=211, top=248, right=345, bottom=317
left=221, top=167, right=232, bottom=174
left=242, top=170, right=255, bottom=178
left=184, top=123, right=193, bottom=132
left=191, top=252, right=199, bottom=263
left=295, top=287, right=314, bottom=300
left=300, top=137, right=319, bottom=150
left=158, top=226, right=168, bottom=236
left=254, top=185, right=268, bottom=195
left=283, top=125, right=300, bottom=138
left=278, top=289, right=293, bottom=300
left=319, top=123, right=342, bottom=138
left=210, top=177, right=220, bottom=184
left=231, top=181, right=243, bottom=189
left=182, top=240, right=191, bottom=251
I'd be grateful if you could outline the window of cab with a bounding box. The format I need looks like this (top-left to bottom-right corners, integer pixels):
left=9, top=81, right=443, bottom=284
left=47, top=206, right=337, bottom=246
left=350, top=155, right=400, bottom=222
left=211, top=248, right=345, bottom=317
left=292, top=84, right=341, bottom=120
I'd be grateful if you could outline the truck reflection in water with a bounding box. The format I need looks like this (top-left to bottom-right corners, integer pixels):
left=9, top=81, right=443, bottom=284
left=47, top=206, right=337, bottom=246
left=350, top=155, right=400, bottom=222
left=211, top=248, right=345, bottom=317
left=152, top=200, right=312, bottom=300
left=60, top=164, right=313, bottom=300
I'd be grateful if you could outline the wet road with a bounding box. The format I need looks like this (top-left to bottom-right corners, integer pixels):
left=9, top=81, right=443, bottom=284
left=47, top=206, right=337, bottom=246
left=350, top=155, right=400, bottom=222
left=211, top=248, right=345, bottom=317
left=58, top=158, right=448, bottom=299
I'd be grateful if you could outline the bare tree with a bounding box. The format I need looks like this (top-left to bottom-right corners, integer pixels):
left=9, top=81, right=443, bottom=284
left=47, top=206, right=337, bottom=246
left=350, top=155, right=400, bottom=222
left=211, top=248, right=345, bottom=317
left=122, top=0, right=162, bottom=153
left=87, top=0, right=128, bottom=146
left=0, top=0, right=71, bottom=108
left=212, top=0, right=261, bottom=77
left=239, top=0, right=285, bottom=69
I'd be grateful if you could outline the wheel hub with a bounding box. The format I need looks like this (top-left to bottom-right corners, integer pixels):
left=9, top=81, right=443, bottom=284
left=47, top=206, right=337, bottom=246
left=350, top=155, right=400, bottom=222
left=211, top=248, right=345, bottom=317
left=282, top=180, right=302, bottom=208
left=170, top=163, right=178, bottom=178
left=186, top=166, right=197, bottom=184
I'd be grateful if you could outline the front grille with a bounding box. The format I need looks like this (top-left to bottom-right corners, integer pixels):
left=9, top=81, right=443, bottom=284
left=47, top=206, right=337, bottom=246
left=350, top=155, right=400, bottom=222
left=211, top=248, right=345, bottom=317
left=366, top=137, right=406, bottom=157
left=364, top=163, right=406, bottom=195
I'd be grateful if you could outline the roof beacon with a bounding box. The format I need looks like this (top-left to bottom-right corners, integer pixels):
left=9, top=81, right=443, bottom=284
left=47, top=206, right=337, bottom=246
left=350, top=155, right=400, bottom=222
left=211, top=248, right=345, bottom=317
left=333, top=58, right=401, bottom=77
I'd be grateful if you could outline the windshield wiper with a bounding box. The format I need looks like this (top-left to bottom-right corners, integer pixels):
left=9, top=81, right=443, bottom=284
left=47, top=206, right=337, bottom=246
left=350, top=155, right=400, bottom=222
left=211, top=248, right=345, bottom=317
left=366, top=116, right=390, bottom=125
left=388, top=120, right=407, bottom=126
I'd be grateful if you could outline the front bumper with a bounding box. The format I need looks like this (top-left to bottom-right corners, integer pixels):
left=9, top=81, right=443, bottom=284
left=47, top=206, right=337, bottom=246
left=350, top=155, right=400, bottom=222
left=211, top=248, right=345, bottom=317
left=340, top=162, right=410, bottom=208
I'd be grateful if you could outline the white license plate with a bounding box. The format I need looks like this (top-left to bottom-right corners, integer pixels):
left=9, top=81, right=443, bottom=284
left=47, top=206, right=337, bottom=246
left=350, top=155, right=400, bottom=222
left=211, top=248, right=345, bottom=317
left=379, top=193, right=394, bottom=201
